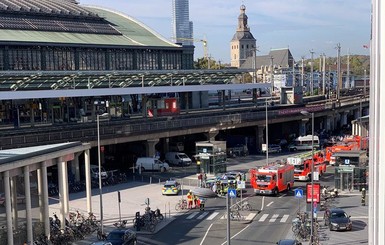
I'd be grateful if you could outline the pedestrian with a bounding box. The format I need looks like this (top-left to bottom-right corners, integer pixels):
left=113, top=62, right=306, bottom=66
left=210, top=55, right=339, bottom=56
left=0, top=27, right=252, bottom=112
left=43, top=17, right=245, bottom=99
left=199, top=197, right=206, bottom=211
left=203, top=173, right=207, bottom=188
left=193, top=194, right=199, bottom=208
left=198, top=173, right=203, bottom=187
left=212, top=182, right=217, bottom=194
left=187, top=191, right=193, bottom=209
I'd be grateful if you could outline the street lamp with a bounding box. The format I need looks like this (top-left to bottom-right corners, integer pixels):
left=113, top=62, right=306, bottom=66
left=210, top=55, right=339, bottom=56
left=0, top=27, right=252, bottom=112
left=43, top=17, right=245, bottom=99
left=266, top=99, right=269, bottom=165
left=97, top=112, right=108, bottom=234
left=301, top=110, right=314, bottom=244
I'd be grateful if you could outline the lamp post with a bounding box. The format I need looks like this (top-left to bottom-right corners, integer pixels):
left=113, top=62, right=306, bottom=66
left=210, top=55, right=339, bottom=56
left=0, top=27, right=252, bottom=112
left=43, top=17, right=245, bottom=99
left=301, top=110, right=314, bottom=244
left=97, top=112, right=108, bottom=234
left=266, top=99, right=269, bottom=165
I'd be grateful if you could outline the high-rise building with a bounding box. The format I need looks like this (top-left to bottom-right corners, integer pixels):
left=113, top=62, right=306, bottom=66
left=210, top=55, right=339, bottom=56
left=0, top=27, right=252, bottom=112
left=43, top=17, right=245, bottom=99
left=172, top=0, right=193, bottom=45
left=230, top=5, right=256, bottom=68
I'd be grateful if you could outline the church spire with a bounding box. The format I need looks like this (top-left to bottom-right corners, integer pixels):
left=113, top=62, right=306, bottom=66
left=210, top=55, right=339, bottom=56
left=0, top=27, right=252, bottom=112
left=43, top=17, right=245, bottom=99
left=237, top=4, right=249, bottom=31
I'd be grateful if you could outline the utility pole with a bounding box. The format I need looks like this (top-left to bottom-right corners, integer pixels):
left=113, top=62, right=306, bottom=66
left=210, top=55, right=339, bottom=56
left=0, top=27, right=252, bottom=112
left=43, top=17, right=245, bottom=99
left=310, top=50, right=314, bottom=95
left=336, top=43, right=341, bottom=101
left=347, top=49, right=350, bottom=89
left=301, top=56, right=305, bottom=88
left=270, top=56, right=274, bottom=96
left=364, top=69, right=367, bottom=98
left=322, top=54, right=326, bottom=95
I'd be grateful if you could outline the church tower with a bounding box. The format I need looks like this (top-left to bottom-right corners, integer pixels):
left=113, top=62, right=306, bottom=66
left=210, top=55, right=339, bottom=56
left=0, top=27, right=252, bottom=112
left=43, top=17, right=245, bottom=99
left=230, top=5, right=256, bottom=68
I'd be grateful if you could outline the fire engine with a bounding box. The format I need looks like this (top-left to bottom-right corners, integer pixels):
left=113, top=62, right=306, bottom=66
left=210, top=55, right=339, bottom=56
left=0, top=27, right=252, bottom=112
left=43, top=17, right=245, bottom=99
left=249, top=162, right=294, bottom=195
left=287, top=151, right=327, bottom=181
left=324, top=135, right=367, bottom=165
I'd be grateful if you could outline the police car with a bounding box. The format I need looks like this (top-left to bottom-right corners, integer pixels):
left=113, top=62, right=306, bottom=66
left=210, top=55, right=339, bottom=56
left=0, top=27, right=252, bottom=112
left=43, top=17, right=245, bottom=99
left=162, top=180, right=181, bottom=195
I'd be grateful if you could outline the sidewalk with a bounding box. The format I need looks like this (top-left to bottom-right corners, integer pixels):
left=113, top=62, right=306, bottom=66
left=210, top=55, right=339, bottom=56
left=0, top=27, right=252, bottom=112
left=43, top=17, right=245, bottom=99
left=287, top=190, right=368, bottom=245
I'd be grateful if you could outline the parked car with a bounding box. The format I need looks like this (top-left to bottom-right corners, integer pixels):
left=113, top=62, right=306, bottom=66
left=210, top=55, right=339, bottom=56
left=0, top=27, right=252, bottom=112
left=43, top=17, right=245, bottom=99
left=261, top=144, right=282, bottom=153
left=277, top=239, right=302, bottom=245
left=135, top=157, right=170, bottom=172
left=324, top=208, right=352, bottom=231
left=162, top=180, right=181, bottom=195
left=0, top=193, right=26, bottom=206
left=91, top=228, right=137, bottom=245
left=165, top=152, right=192, bottom=166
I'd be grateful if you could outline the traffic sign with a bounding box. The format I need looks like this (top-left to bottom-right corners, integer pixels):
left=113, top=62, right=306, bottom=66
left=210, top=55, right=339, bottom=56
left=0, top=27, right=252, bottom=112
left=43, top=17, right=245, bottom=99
left=237, top=181, right=246, bottom=189
left=294, top=189, right=303, bottom=198
left=228, top=189, right=237, bottom=198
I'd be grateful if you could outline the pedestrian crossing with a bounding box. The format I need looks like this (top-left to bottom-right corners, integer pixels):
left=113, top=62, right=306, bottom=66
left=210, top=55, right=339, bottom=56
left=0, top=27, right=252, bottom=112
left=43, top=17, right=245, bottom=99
left=183, top=211, right=292, bottom=223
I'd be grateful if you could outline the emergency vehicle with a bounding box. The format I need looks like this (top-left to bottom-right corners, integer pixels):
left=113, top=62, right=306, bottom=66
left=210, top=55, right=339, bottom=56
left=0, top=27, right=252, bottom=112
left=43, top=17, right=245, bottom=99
left=249, top=162, right=294, bottom=196
left=324, top=135, right=366, bottom=165
left=287, top=151, right=327, bottom=181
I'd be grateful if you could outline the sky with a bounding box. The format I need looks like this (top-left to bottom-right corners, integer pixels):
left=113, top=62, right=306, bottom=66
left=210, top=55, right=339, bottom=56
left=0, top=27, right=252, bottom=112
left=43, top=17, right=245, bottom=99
left=79, top=0, right=371, bottom=64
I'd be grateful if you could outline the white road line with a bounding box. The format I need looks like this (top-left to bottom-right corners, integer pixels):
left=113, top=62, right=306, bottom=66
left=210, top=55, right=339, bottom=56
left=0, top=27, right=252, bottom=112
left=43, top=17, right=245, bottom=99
left=221, top=225, right=250, bottom=245
left=280, top=214, right=289, bottom=222
left=258, top=213, right=269, bottom=222
left=206, top=212, right=219, bottom=220
left=197, top=211, right=209, bottom=220
left=245, top=213, right=257, bottom=220
left=279, top=194, right=286, bottom=198
left=266, top=201, right=274, bottom=207
left=200, top=223, right=213, bottom=245
left=186, top=212, right=199, bottom=219
left=261, top=196, right=265, bottom=211
left=269, top=214, right=279, bottom=222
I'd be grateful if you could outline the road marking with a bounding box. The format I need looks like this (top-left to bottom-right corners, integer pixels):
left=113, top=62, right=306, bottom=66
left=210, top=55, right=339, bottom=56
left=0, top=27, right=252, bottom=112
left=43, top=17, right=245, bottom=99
left=206, top=212, right=219, bottom=220
left=200, top=223, right=213, bottom=245
left=269, top=214, right=279, bottom=222
left=261, top=196, right=265, bottom=211
left=266, top=201, right=274, bottom=207
left=279, top=194, right=286, bottom=198
left=280, top=214, right=289, bottom=222
left=197, top=211, right=209, bottom=220
left=245, top=213, right=257, bottom=220
left=258, top=214, right=269, bottom=222
left=221, top=225, right=250, bottom=245
left=186, top=212, right=199, bottom=219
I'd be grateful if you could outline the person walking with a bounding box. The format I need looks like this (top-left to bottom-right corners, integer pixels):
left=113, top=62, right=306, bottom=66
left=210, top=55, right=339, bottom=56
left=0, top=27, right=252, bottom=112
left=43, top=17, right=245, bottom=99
left=187, top=191, right=193, bottom=209
left=198, top=173, right=203, bottom=187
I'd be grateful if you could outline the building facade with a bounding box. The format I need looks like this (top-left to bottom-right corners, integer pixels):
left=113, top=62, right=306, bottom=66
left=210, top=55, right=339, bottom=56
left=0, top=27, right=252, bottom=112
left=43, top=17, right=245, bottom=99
left=172, top=0, right=193, bottom=45
left=230, top=5, right=256, bottom=68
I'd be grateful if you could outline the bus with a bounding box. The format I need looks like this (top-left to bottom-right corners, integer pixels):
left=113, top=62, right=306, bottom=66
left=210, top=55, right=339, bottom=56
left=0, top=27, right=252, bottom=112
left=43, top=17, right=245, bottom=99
left=288, top=135, right=320, bottom=151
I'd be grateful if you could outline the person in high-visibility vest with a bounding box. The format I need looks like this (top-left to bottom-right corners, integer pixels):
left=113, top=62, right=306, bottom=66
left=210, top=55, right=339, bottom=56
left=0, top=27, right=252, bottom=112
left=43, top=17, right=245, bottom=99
left=187, top=191, right=193, bottom=209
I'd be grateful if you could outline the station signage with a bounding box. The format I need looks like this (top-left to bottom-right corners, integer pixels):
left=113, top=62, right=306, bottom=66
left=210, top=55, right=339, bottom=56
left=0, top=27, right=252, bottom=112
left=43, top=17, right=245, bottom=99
left=306, top=183, right=321, bottom=203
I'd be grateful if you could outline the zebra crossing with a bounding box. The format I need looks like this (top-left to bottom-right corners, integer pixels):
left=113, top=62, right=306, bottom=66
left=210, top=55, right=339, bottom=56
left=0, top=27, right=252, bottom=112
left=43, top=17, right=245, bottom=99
left=183, top=211, right=291, bottom=223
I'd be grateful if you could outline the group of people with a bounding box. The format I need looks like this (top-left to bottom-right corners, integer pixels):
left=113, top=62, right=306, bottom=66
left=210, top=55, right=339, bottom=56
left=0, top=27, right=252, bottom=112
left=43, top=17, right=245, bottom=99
left=187, top=191, right=205, bottom=210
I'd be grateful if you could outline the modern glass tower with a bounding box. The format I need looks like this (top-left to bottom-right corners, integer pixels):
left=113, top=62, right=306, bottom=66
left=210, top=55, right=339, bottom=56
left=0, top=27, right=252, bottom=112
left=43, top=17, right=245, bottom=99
left=172, top=0, right=193, bottom=45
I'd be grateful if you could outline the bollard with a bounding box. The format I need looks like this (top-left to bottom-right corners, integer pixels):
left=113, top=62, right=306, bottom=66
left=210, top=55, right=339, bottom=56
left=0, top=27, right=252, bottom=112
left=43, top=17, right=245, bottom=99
left=361, top=188, right=366, bottom=206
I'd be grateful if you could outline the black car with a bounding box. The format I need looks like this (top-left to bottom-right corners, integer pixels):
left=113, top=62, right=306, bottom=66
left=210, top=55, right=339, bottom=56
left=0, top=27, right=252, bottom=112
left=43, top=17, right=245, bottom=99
left=277, top=239, right=302, bottom=245
left=91, top=229, right=137, bottom=245
left=324, top=208, right=352, bottom=231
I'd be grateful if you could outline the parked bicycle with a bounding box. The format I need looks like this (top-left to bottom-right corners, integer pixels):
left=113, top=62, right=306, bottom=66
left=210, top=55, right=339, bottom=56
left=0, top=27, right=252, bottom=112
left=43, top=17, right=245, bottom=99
left=175, top=199, right=188, bottom=211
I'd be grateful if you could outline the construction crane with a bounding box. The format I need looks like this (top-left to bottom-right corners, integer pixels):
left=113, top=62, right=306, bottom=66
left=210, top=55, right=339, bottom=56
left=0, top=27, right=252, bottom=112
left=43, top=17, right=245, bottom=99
left=173, top=37, right=209, bottom=68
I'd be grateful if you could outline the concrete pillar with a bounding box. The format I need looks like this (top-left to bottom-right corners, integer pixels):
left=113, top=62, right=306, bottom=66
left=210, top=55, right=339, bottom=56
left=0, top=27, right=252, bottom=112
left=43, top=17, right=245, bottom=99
left=57, top=158, right=67, bottom=230
left=72, top=152, right=81, bottom=182
left=85, top=149, right=92, bottom=214
left=300, top=120, right=308, bottom=136
left=64, top=159, right=69, bottom=215
left=3, top=171, right=14, bottom=245
left=205, top=130, right=218, bottom=142
left=40, top=162, right=50, bottom=237
left=24, top=165, right=33, bottom=243
left=146, top=139, right=159, bottom=158
left=255, top=126, right=265, bottom=152
left=340, top=111, right=348, bottom=126
left=163, top=138, right=170, bottom=154
left=10, top=176, right=18, bottom=229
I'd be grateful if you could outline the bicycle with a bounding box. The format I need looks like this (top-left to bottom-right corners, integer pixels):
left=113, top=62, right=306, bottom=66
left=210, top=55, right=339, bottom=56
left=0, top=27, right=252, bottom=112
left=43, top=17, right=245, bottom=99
left=233, top=200, right=252, bottom=211
left=175, top=199, right=188, bottom=211
left=229, top=209, right=243, bottom=221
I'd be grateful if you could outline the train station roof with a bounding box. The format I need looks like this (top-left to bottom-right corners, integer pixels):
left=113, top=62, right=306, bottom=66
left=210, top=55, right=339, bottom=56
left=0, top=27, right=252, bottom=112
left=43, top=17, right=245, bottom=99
left=0, top=0, right=179, bottom=48
left=0, top=69, right=271, bottom=100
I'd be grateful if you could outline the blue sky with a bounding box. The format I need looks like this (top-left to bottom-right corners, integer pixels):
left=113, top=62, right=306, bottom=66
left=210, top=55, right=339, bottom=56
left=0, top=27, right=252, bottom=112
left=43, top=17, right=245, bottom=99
left=80, top=0, right=371, bottom=63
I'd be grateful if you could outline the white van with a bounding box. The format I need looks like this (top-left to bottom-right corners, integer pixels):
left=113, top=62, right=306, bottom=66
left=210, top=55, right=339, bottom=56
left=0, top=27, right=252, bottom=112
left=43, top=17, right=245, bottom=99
left=135, top=157, right=170, bottom=172
left=90, top=164, right=108, bottom=180
left=165, top=152, right=192, bottom=166
left=288, top=135, right=320, bottom=151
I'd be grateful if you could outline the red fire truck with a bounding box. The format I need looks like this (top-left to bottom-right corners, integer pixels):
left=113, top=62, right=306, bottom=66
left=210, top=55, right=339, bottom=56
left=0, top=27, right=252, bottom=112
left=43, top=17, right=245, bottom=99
left=249, top=162, right=295, bottom=196
left=287, top=151, right=326, bottom=181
